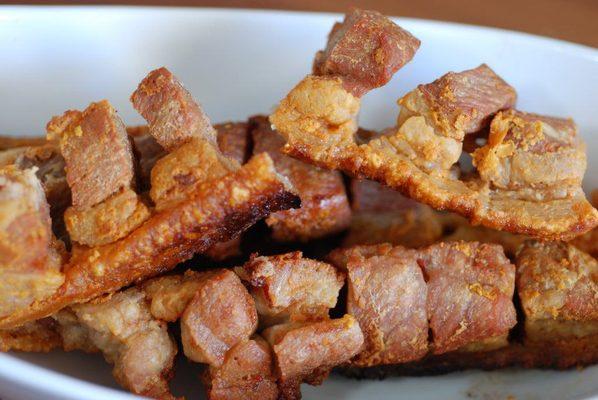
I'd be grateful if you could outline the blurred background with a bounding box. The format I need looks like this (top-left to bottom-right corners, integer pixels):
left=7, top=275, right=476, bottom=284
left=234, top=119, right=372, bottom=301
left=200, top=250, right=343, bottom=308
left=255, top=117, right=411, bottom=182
left=3, top=0, right=597, bottom=47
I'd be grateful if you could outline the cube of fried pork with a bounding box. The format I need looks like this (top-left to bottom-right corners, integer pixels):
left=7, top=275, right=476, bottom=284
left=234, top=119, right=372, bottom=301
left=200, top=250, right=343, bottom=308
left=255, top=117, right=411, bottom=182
left=517, top=241, right=598, bottom=343
left=313, top=8, right=420, bottom=97
left=180, top=269, right=258, bottom=367
left=345, top=178, right=442, bottom=248
left=56, top=288, right=177, bottom=399
left=237, top=252, right=345, bottom=327
left=328, top=244, right=428, bottom=366
left=421, top=242, right=516, bottom=354
left=131, top=67, right=217, bottom=150
left=0, top=166, right=64, bottom=318
left=473, top=110, right=586, bottom=201
left=47, top=100, right=149, bottom=246
left=203, top=337, right=279, bottom=400
left=251, top=116, right=351, bottom=242
left=46, top=100, right=135, bottom=209
left=263, top=315, right=364, bottom=399
left=329, top=241, right=516, bottom=365
left=128, top=125, right=166, bottom=192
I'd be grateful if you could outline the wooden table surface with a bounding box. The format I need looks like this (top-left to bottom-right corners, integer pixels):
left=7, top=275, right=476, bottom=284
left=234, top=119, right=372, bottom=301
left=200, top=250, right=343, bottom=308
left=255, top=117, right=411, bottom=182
left=5, top=0, right=598, bottom=48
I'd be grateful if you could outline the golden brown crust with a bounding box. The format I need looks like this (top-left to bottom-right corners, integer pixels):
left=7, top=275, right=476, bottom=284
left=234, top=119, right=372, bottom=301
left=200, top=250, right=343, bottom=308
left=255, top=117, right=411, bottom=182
left=46, top=100, right=135, bottom=209
left=271, top=72, right=598, bottom=240
left=131, top=67, right=217, bottom=150
left=0, top=153, right=299, bottom=329
left=251, top=116, right=351, bottom=242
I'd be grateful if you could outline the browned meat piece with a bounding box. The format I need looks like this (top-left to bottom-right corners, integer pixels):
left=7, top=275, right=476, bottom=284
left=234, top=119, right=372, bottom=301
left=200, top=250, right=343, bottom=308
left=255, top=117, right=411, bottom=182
left=150, top=138, right=238, bottom=211
left=270, top=11, right=598, bottom=240
left=517, top=241, right=598, bottom=343
left=46, top=100, right=134, bottom=209
left=421, top=242, right=516, bottom=354
left=203, top=337, right=279, bottom=400
left=131, top=67, right=216, bottom=150
left=313, top=8, right=420, bottom=97
left=263, top=315, right=364, bottom=399
left=64, top=188, right=150, bottom=246
left=0, top=318, right=62, bottom=352
left=345, top=179, right=442, bottom=247
left=473, top=110, right=586, bottom=201
left=61, top=288, right=177, bottom=399
left=237, top=252, right=344, bottom=327
left=328, top=244, right=428, bottom=366
left=181, top=269, right=258, bottom=366
left=0, top=166, right=64, bottom=318
left=128, top=125, right=166, bottom=191
left=251, top=116, right=351, bottom=242
left=0, top=153, right=299, bottom=329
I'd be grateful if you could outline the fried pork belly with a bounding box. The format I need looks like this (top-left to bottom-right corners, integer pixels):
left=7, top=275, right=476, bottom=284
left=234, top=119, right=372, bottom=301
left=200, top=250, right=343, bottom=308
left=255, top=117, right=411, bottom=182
left=0, top=167, right=64, bottom=318
left=345, top=178, right=442, bottom=247
left=143, top=270, right=206, bottom=322
left=60, top=288, right=177, bottom=399
left=312, top=8, right=420, bottom=97
left=517, top=241, right=598, bottom=342
left=0, top=153, right=299, bottom=329
left=46, top=100, right=135, bottom=209
left=329, top=242, right=516, bottom=364
left=251, top=116, right=351, bottom=242
left=328, top=244, right=428, bottom=366
left=473, top=110, right=586, bottom=201
left=263, top=315, right=364, bottom=399
left=0, top=318, right=62, bottom=352
left=180, top=269, right=258, bottom=366
left=237, top=252, right=345, bottom=327
left=149, top=137, right=238, bottom=211
left=131, top=67, right=216, bottom=150
left=202, top=337, right=279, bottom=400
left=270, top=10, right=598, bottom=240
left=47, top=100, right=149, bottom=246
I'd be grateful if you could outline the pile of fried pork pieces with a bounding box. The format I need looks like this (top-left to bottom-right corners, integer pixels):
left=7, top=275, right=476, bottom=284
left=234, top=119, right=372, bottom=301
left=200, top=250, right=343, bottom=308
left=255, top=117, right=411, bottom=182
left=1, top=8, right=598, bottom=400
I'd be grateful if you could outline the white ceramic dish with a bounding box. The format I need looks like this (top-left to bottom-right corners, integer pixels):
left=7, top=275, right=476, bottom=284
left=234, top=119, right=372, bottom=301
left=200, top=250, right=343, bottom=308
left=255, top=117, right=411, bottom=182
left=0, top=6, right=597, bottom=400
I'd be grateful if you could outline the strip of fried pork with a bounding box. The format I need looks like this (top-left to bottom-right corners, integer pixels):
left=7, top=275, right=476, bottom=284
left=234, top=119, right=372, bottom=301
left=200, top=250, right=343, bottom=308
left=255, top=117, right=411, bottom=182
left=270, top=8, right=598, bottom=240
